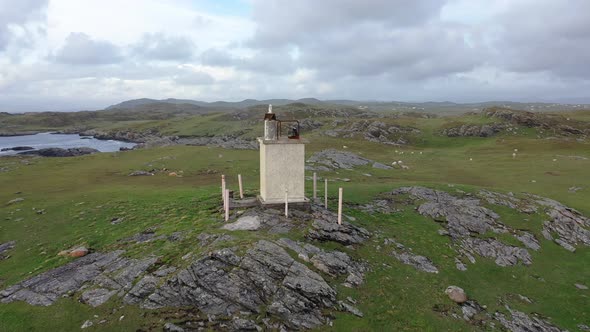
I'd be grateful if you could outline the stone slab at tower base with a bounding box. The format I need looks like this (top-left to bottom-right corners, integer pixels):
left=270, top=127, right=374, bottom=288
left=258, top=137, right=309, bottom=205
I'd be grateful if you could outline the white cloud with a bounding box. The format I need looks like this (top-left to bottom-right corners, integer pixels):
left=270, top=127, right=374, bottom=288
left=1, top=0, right=590, bottom=111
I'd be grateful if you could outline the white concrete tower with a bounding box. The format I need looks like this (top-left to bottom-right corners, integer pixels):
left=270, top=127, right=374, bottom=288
left=258, top=104, right=309, bottom=204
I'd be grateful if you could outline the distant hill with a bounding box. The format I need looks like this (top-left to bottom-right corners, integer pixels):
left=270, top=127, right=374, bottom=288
left=105, top=98, right=328, bottom=111
left=105, top=98, right=590, bottom=115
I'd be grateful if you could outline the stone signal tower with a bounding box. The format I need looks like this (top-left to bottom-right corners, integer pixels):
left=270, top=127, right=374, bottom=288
left=257, top=104, right=309, bottom=205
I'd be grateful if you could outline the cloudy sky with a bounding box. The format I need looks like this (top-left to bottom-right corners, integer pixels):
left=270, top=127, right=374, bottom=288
left=1, top=0, right=589, bottom=111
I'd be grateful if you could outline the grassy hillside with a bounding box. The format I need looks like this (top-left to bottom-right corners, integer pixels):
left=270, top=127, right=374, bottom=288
left=0, top=106, right=589, bottom=331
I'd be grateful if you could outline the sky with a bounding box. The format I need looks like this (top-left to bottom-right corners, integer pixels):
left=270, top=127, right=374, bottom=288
left=0, top=0, right=589, bottom=112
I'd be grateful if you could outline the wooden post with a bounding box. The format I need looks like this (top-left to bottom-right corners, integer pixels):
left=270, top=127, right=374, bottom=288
left=284, top=189, right=289, bottom=218
left=224, top=189, right=230, bottom=221
left=324, top=179, right=328, bottom=209
left=221, top=175, right=226, bottom=205
left=238, top=174, right=244, bottom=199
left=337, top=187, right=343, bottom=225
left=313, top=172, right=317, bottom=200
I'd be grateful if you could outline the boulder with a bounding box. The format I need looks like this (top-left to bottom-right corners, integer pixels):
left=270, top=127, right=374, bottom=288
left=445, top=286, right=468, bottom=304
left=128, top=170, right=154, bottom=176
left=69, top=247, right=89, bottom=258
left=223, top=215, right=261, bottom=231
left=6, top=198, right=24, bottom=205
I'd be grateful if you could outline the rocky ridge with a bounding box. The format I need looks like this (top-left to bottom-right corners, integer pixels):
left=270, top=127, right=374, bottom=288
left=373, top=186, right=590, bottom=271
left=324, top=120, right=420, bottom=145
left=306, top=149, right=392, bottom=171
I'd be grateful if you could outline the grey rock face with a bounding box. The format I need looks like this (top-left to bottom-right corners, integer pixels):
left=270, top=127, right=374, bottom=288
left=0, top=241, right=16, bottom=260
left=515, top=232, right=541, bottom=251
left=441, top=123, right=505, bottom=137
left=18, top=147, right=99, bottom=157
left=307, top=149, right=392, bottom=170
left=461, top=238, right=532, bottom=267
left=478, top=190, right=537, bottom=214
left=325, top=120, right=419, bottom=145
left=385, top=238, right=438, bottom=273
left=80, top=288, right=117, bottom=307
left=6, top=198, right=24, bottom=205
left=494, top=307, right=565, bottom=332
left=533, top=195, right=590, bottom=250
left=338, top=301, right=363, bottom=317
left=307, top=219, right=370, bottom=245
left=391, top=251, right=439, bottom=274
left=390, top=187, right=533, bottom=269
left=137, top=240, right=337, bottom=330
left=163, top=322, right=185, bottom=332
left=128, top=170, right=154, bottom=176
left=223, top=215, right=261, bottom=231
left=0, top=250, right=157, bottom=306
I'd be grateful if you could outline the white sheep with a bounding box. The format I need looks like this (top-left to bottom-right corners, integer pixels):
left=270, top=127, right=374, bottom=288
left=419, top=151, right=423, bottom=155
left=392, top=161, right=398, bottom=166
left=553, top=159, right=557, bottom=162
left=411, top=152, right=414, bottom=154
left=469, top=158, right=473, bottom=161
left=512, top=153, right=516, bottom=159
left=401, top=165, right=410, bottom=170
left=343, top=145, right=348, bottom=149
left=398, top=160, right=403, bottom=164
left=514, top=148, right=518, bottom=152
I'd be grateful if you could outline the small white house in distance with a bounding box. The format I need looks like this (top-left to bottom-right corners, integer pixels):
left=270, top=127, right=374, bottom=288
left=258, top=105, right=309, bottom=205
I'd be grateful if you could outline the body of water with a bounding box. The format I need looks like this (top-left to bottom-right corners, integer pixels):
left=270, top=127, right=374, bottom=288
left=0, top=133, right=136, bottom=156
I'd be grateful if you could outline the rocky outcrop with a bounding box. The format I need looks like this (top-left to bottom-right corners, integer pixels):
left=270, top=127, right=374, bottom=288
left=137, top=240, right=337, bottom=330
left=388, top=187, right=533, bottom=269
left=532, top=195, right=590, bottom=251
left=441, top=123, right=505, bottom=137
left=307, top=216, right=370, bottom=246
left=324, top=120, right=419, bottom=145
left=384, top=238, right=438, bottom=273
left=0, top=251, right=157, bottom=306
left=306, top=149, right=392, bottom=171
left=18, top=147, right=99, bottom=157
left=484, top=107, right=590, bottom=137
left=0, top=241, right=16, bottom=260
left=479, top=189, right=590, bottom=252
left=494, top=306, right=565, bottom=332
